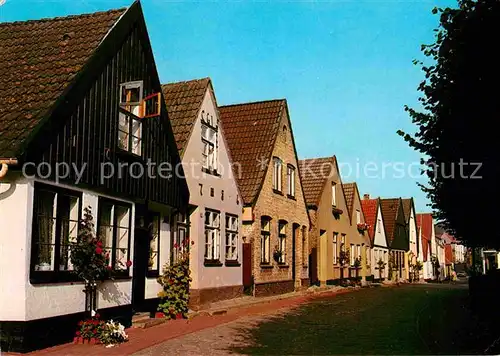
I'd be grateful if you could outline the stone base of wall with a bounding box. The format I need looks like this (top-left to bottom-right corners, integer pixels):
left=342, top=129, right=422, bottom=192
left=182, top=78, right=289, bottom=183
left=254, top=280, right=295, bottom=297
left=300, top=278, right=310, bottom=288
left=189, top=285, right=243, bottom=310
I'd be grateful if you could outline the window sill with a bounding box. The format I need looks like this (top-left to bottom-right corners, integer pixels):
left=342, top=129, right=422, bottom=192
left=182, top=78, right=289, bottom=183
left=272, top=189, right=284, bottom=196
left=286, top=194, right=296, bottom=200
left=29, top=270, right=131, bottom=285
left=202, top=167, right=221, bottom=177
left=260, top=263, right=274, bottom=269
left=204, top=259, right=223, bottom=267
left=225, top=260, right=241, bottom=267
left=277, top=264, right=289, bottom=269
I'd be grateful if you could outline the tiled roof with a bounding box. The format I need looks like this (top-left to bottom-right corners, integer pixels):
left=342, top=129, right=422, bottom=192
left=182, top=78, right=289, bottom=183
left=219, top=99, right=285, bottom=205
left=401, top=198, right=413, bottom=222
left=361, top=198, right=378, bottom=244
left=0, top=7, right=127, bottom=158
left=380, top=198, right=400, bottom=244
left=342, top=182, right=356, bottom=218
left=417, top=213, right=433, bottom=261
left=298, top=156, right=337, bottom=206
left=161, top=78, right=211, bottom=154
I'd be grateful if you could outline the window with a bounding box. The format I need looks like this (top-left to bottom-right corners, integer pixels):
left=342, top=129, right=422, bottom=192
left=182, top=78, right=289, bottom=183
left=331, top=182, right=337, bottom=206
left=302, top=226, right=307, bottom=266
left=287, top=165, right=295, bottom=197
left=278, top=221, right=287, bottom=264
left=261, top=218, right=271, bottom=264
left=173, top=212, right=188, bottom=263
left=31, top=184, right=81, bottom=278
left=119, top=81, right=143, bottom=156
left=97, top=199, right=131, bottom=272
left=225, top=214, right=238, bottom=261
left=357, top=245, right=361, bottom=261
left=366, top=247, right=370, bottom=265
left=201, top=113, right=218, bottom=171
left=333, top=233, right=338, bottom=264
left=273, top=157, right=282, bottom=192
left=341, top=234, right=346, bottom=253
left=204, top=210, right=220, bottom=261
left=377, top=218, right=381, bottom=233
left=149, top=214, right=161, bottom=273
left=350, top=244, right=355, bottom=265
left=356, top=210, right=361, bottom=224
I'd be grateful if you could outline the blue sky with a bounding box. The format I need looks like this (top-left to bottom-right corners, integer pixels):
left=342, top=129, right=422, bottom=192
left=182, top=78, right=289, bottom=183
left=1, top=0, right=457, bottom=212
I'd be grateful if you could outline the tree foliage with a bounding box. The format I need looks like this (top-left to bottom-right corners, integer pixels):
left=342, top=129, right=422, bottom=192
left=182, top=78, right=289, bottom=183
left=398, top=0, right=500, bottom=248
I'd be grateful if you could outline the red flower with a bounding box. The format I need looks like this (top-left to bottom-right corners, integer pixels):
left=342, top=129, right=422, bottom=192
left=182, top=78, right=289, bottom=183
left=174, top=243, right=178, bottom=248
left=106, top=265, right=112, bottom=271
left=78, top=321, right=83, bottom=326
left=75, top=331, right=81, bottom=336
left=95, top=247, right=103, bottom=254
left=126, top=260, right=132, bottom=267
left=97, top=240, right=103, bottom=247
left=95, top=313, right=100, bottom=319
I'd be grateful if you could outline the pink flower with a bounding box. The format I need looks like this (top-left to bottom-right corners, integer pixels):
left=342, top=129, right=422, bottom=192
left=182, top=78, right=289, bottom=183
left=126, top=260, right=132, bottom=267
left=75, top=331, right=81, bottom=336
left=97, top=241, right=103, bottom=247
left=95, top=247, right=103, bottom=254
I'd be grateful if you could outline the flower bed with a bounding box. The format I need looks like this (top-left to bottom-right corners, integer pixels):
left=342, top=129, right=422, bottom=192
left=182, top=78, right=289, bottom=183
left=74, top=314, right=128, bottom=347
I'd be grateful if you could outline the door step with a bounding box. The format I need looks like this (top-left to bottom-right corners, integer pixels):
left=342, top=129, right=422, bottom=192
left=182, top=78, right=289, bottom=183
left=131, top=312, right=167, bottom=329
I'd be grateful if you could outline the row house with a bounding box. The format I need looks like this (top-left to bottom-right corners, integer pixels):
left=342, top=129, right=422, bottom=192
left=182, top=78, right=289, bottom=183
left=402, top=198, right=418, bottom=279
left=0, top=2, right=190, bottom=352
left=416, top=213, right=436, bottom=280
left=299, top=157, right=369, bottom=285
left=161, top=78, right=243, bottom=309
left=380, top=198, right=409, bottom=281
left=361, top=196, right=389, bottom=280
left=219, top=100, right=310, bottom=296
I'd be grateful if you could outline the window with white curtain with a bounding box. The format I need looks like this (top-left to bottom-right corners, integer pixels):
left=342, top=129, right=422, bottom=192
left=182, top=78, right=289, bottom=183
left=225, top=214, right=238, bottom=261
left=261, top=218, right=271, bottom=264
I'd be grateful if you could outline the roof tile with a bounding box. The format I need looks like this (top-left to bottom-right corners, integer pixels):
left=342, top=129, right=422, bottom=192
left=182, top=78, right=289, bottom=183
left=298, top=156, right=336, bottom=206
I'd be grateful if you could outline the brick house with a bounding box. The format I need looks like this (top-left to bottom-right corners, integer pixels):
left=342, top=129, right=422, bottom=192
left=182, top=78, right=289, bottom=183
left=219, top=99, right=309, bottom=296
left=342, top=182, right=371, bottom=281
left=161, top=78, right=243, bottom=308
left=361, top=196, right=389, bottom=281
left=0, top=2, right=189, bottom=352
left=380, top=198, right=409, bottom=281
left=299, top=156, right=358, bottom=284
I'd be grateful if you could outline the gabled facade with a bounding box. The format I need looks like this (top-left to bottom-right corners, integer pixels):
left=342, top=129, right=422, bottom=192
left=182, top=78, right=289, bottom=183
left=416, top=213, right=435, bottom=280
left=162, top=78, right=243, bottom=308
left=380, top=198, right=408, bottom=281
left=361, top=196, right=389, bottom=280
left=219, top=100, right=309, bottom=296
left=342, top=183, right=371, bottom=280
left=0, top=3, right=189, bottom=352
left=299, top=157, right=353, bottom=284
left=402, top=198, right=418, bottom=279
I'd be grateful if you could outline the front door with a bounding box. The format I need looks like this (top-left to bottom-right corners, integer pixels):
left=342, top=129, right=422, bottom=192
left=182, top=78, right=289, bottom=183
left=132, top=217, right=150, bottom=311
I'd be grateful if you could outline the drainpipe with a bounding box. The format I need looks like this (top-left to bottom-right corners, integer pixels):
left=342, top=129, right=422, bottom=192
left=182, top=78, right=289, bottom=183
left=0, top=158, right=18, bottom=180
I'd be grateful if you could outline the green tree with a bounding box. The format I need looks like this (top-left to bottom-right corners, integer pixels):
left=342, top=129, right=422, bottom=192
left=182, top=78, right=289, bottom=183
left=398, top=0, right=500, bottom=249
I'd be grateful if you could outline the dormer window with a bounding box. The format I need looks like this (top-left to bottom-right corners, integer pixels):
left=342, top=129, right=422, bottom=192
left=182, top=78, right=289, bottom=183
left=118, top=81, right=143, bottom=156
left=201, top=111, right=218, bottom=172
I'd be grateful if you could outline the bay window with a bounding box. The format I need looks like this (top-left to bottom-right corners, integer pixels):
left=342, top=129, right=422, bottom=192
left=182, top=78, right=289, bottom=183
left=204, top=210, right=220, bottom=261
left=30, top=183, right=81, bottom=282
left=97, top=198, right=131, bottom=274
left=225, top=214, right=238, bottom=261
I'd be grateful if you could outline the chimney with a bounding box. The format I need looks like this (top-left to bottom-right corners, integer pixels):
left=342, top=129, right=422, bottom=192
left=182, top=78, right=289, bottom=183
left=363, top=194, right=370, bottom=200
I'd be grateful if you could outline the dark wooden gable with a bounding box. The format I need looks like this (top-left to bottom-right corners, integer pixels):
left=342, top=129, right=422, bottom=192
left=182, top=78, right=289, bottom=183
left=391, top=200, right=409, bottom=251
left=22, top=2, right=189, bottom=210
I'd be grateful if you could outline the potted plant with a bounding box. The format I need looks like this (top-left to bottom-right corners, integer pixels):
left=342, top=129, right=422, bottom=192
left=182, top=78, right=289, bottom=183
left=338, top=248, right=350, bottom=282
left=377, top=258, right=386, bottom=281
left=414, top=261, right=423, bottom=281
left=332, top=207, right=343, bottom=217
left=353, top=257, right=361, bottom=278
left=272, top=245, right=283, bottom=264
left=357, top=223, right=369, bottom=232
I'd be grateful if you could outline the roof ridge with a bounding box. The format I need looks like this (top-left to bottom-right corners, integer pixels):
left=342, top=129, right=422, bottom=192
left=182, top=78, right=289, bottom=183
left=0, top=7, right=127, bottom=27
left=220, top=98, right=286, bottom=108
left=161, top=77, right=211, bottom=87
left=299, top=155, right=336, bottom=163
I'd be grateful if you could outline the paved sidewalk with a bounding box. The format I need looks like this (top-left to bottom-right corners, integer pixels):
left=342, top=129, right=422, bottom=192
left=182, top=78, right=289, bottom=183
left=2, top=286, right=358, bottom=356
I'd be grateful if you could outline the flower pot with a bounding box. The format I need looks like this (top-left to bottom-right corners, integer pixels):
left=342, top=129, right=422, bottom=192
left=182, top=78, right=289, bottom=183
left=155, top=312, right=165, bottom=319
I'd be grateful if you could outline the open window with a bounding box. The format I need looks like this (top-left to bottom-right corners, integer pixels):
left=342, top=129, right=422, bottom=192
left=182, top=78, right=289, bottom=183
left=141, top=92, right=162, bottom=118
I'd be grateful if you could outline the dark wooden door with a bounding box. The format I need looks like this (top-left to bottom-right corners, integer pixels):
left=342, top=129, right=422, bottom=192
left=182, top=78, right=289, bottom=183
left=242, top=243, right=252, bottom=287
left=309, top=248, right=318, bottom=285
left=132, top=226, right=149, bottom=311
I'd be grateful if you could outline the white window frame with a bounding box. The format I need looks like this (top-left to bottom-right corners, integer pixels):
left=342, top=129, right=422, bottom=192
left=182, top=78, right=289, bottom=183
left=356, top=210, right=361, bottom=224
left=333, top=232, right=338, bottom=264
left=350, top=244, right=355, bottom=266
left=278, top=221, right=287, bottom=264
left=273, top=157, right=282, bottom=192
left=331, top=182, right=337, bottom=206
left=225, top=214, right=239, bottom=261
left=286, top=165, right=295, bottom=197
left=377, top=218, right=381, bottom=233
left=261, top=218, right=271, bottom=264
left=204, top=210, right=220, bottom=261
left=201, top=121, right=217, bottom=171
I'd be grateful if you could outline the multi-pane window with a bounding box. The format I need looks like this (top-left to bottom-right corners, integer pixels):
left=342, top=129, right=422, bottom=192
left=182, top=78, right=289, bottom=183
left=149, top=214, right=160, bottom=272
left=331, top=182, right=337, bottom=206
left=204, top=210, right=220, bottom=260
left=173, top=212, right=188, bottom=263
left=350, top=244, right=355, bottom=266
left=278, top=221, right=287, bottom=264
left=225, top=214, right=238, bottom=261
left=31, top=184, right=81, bottom=273
left=273, top=157, right=282, bottom=192
left=377, top=218, right=381, bottom=233
left=333, top=233, right=338, bottom=264
left=201, top=113, right=217, bottom=171
left=261, top=218, right=271, bottom=264
left=98, top=199, right=131, bottom=271
left=286, top=165, right=295, bottom=197
left=356, top=210, right=361, bottom=224
left=118, top=81, right=143, bottom=156
left=357, top=245, right=361, bottom=261
left=341, top=234, right=346, bottom=253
